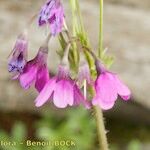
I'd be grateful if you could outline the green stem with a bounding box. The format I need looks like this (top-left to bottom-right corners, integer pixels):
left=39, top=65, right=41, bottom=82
left=98, top=0, right=103, bottom=58
left=69, top=0, right=78, bottom=67
left=89, top=87, right=109, bottom=150
left=93, top=106, right=109, bottom=150
left=69, top=0, right=77, bottom=36
left=96, top=1, right=109, bottom=149
left=75, top=0, right=84, bottom=33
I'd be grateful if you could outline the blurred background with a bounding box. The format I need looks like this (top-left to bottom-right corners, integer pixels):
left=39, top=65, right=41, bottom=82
left=0, top=0, right=150, bottom=149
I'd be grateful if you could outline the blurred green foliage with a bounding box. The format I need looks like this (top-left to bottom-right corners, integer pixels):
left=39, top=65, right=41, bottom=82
left=0, top=107, right=149, bottom=150
left=0, top=108, right=96, bottom=150
left=35, top=108, right=95, bottom=150
left=0, top=122, right=28, bottom=150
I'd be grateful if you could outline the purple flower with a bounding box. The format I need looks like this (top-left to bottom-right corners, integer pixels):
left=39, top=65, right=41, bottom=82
left=35, top=65, right=90, bottom=108
left=8, top=32, right=28, bottom=74
left=92, top=60, right=131, bottom=110
left=38, top=0, right=64, bottom=36
left=19, top=47, right=49, bottom=92
left=78, top=62, right=92, bottom=86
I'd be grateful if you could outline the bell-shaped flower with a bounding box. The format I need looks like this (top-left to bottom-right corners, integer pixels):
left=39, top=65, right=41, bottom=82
left=8, top=31, right=28, bottom=74
left=35, top=44, right=91, bottom=108
left=92, top=60, right=131, bottom=110
left=19, top=47, right=49, bottom=92
left=38, top=0, right=64, bottom=36
left=77, top=53, right=92, bottom=86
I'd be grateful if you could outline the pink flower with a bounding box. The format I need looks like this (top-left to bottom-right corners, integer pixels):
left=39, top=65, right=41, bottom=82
left=92, top=60, right=131, bottom=110
left=35, top=66, right=90, bottom=109
left=38, top=0, right=64, bottom=36
left=77, top=53, right=92, bottom=86
left=78, top=62, right=92, bottom=86
left=8, top=32, right=28, bottom=74
left=19, top=47, right=49, bottom=92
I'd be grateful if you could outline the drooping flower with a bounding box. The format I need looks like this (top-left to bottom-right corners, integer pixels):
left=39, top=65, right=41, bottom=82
left=92, top=60, right=131, bottom=110
left=35, top=65, right=90, bottom=108
left=77, top=53, right=92, bottom=86
left=8, top=31, right=28, bottom=74
left=38, top=0, right=64, bottom=36
left=19, top=46, right=49, bottom=92
left=35, top=44, right=90, bottom=108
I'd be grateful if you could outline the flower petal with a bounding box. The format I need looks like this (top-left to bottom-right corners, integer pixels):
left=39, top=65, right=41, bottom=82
left=74, top=84, right=91, bottom=109
left=35, top=78, right=56, bottom=107
left=8, top=34, right=28, bottom=73
left=95, top=72, right=118, bottom=103
left=12, top=73, right=20, bottom=80
left=53, top=80, right=73, bottom=108
left=38, top=0, right=55, bottom=26
left=19, top=63, right=38, bottom=89
left=92, top=95, right=115, bottom=110
left=50, top=6, right=64, bottom=36
left=78, top=63, right=92, bottom=86
left=114, top=75, right=131, bottom=100
left=35, top=66, right=50, bottom=92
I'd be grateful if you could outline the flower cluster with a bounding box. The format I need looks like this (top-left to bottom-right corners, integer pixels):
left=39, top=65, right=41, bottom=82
left=8, top=0, right=131, bottom=110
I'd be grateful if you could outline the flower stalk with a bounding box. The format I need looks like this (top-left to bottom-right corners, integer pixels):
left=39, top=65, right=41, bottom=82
left=68, top=0, right=79, bottom=68
left=95, top=0, right=109, bottom=149
left=93, top=106, right=109, bottom=150
left=98, top=0, right=103, bottom=58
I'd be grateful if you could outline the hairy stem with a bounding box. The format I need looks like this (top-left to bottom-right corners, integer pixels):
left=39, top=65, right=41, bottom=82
left=93, top=106, right=109, bottom=150
left=94, top=1, right=109, bottom=149
left=89, top=86, right=109, bottom=150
